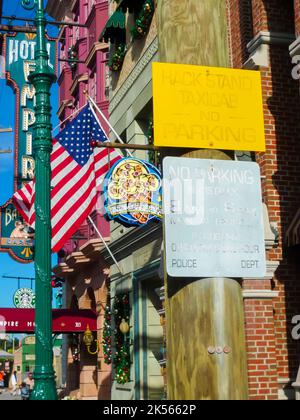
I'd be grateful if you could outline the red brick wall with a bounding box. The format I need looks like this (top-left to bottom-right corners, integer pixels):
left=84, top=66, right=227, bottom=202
left=251, top=0, right=295, bottom=35
left=228, top=0, right=300, bottom=400
left=244, top=297, right=278, bottom=399
left=227, top=0, right=253, bottom=68
left=295, top=0, right=300, bottom=36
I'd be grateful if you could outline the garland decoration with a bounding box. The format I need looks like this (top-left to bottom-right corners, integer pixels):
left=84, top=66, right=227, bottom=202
left=102, top=293, right=112, bottom=365
left=147, top=118, right=161, bottom=168
left=147, top=118, right=155, bottom=165
left=131, top=0, right=155, bottom=40
left=68, top=45, right=78, bottom=71
left=109, top=43, right=127, bottom=72
left=113, top=292, right=131, bottom=384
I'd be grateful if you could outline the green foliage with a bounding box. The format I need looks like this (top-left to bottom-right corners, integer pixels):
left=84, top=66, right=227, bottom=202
left=102, top=293, right=112, bottom=365
left=131, top=0, right=155, bottom=40
left=68, top=46, right=78, bottom=71
left=113, top=293, right=130, bottom=384
left=109, top=43, right=127, bottom=72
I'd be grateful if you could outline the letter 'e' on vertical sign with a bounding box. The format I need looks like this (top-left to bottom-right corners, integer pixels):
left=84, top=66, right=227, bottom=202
left=153, top=62, right=266, bottom=152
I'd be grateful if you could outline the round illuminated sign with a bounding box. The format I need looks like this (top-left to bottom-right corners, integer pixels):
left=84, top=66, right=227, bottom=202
left=13, top=288, right=35, bottom=309
left=104, top=158, right=162, bottom=227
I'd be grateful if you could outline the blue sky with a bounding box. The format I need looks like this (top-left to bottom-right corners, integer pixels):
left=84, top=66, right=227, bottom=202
left=0, top=0, right=58, bottom=308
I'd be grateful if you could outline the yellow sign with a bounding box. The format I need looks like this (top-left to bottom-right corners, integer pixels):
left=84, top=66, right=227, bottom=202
left=152, top=63, right=266, bottom=151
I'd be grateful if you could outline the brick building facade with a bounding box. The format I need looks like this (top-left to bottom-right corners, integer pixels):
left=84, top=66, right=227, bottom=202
left=228, top=0, right=300, bottom=400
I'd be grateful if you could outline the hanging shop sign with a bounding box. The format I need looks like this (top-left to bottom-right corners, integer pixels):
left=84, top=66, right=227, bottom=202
left=163, top=157, right=266, bottom=278
left=153, top=62, right=266, bottom=152
left=104, top=157, right=162, bottom=227
left=4, top=32, right=57, bottom=189
left=13, top=288, right=35, bottom=309
left=0, top=200, right=34, bottom=263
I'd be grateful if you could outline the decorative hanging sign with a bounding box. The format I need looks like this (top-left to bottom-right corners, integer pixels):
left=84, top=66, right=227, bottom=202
left=104, top=157, right=162, bottom=227
left=0, top=199, right=34, bottom=263
left=13, top=288, right=35, bottom=309
left=4, top=32, right=57, bottom=189
left=0, top=32, right=57, bottom=263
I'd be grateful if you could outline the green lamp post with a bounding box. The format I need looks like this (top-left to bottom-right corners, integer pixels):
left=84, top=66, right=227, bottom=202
left=21, top=0, right=57, bottom=400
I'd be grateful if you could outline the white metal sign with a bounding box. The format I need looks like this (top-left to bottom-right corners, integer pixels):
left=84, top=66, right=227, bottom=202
left=163, top=157, right=266, bottom=278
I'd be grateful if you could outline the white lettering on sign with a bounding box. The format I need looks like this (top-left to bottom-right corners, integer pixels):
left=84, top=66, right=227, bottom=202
left=5, top=207, right=18, bottom=227
left=20, top=61, right=37, bottom=180
left=21, top=84, right=35, bottom=107
left=8, top=39, right=54, bottom=69
left=23, top=61, right=35, bottom=83
left=0, top=320, right=19, bottom=328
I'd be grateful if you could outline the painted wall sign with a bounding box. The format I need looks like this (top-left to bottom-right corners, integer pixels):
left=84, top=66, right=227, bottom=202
left=104, top=157, right=162, bottom=227
left=4, top=32, right=57, bottom=189
left=163, top=157, right=266, bottom=278
left=13, top=288, right=35, bottom=309
left=153, top=62, right=266, bottom=152
left=0, top=200, right=34, bottom=263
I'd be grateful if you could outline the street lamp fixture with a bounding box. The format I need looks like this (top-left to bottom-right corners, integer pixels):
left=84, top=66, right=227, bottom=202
left=83, top=325, right=100, bottom=355
left=20, top=0, right=57, bottom=400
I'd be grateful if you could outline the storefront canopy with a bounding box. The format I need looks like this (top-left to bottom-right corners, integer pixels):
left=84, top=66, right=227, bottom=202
left=286, top=208, right=300, bottom=247
left=0, top=350, right=14, bottom=360
left=0, top=309, right=97, bottom=334
left=99, top=10, right=126, bottom=43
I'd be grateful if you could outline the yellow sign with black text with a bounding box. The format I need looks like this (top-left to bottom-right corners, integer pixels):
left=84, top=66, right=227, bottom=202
left=152, top=63, right=266, bottom=151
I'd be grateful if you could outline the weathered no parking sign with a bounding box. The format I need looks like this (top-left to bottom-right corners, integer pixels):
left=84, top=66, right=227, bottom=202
left=163, top=157, right=266, bottom=278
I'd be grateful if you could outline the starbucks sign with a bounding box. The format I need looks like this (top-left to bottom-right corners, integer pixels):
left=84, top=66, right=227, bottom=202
left=13, top=288, right=35, bottom=309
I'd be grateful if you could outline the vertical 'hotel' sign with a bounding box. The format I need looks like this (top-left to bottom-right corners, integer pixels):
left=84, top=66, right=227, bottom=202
left=5, top=32, right=57, bottom=189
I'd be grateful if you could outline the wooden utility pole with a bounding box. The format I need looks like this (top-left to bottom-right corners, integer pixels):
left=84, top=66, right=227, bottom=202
left=158, top=0, right=249, bottom=400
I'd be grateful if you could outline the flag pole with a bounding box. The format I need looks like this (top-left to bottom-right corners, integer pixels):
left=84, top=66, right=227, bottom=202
left=87, top=216, right=123, bottom=275
left=52, top=103, right=88, bottom=134
left=86, top=93, right=134, bottom=158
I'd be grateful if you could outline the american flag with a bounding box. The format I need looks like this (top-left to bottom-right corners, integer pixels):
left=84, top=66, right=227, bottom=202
left=13, top=104, right=122, bottom=253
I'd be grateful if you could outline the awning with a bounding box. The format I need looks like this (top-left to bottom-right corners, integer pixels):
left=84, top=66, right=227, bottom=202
left=99, top=10, right=126, bottom=43
left=0, top=350, right=14, bottom=360
left=286, top=208, right=300, bottom=246
left=116, top=0, right=142, bottom=13
left=0, top=309, right=97, bottom=334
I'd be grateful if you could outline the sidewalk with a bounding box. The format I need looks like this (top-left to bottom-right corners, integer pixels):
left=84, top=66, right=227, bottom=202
left=0, top=390, right=21, bottom=401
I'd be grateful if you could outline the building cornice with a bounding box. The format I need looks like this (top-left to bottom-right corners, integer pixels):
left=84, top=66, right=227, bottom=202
left=52, top=238, right=111, bottom=276
left=244, top=31, right=296, bottom=70
left=109, top=37, right=158, bottom=113
left=57, top=99, right=74, bottom=119
left=70, top=73, right=89, bottom=97
left=65, top=252, right=91, bottom=268
left=242, top=290, right=279, bottom=299
left=85, top=42, right=108, bottom=68
left=101, top=223, right=162, bottom=264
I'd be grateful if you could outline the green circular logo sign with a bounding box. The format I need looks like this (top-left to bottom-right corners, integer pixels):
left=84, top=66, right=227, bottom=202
left=13, top=288, right=35, bottom=309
